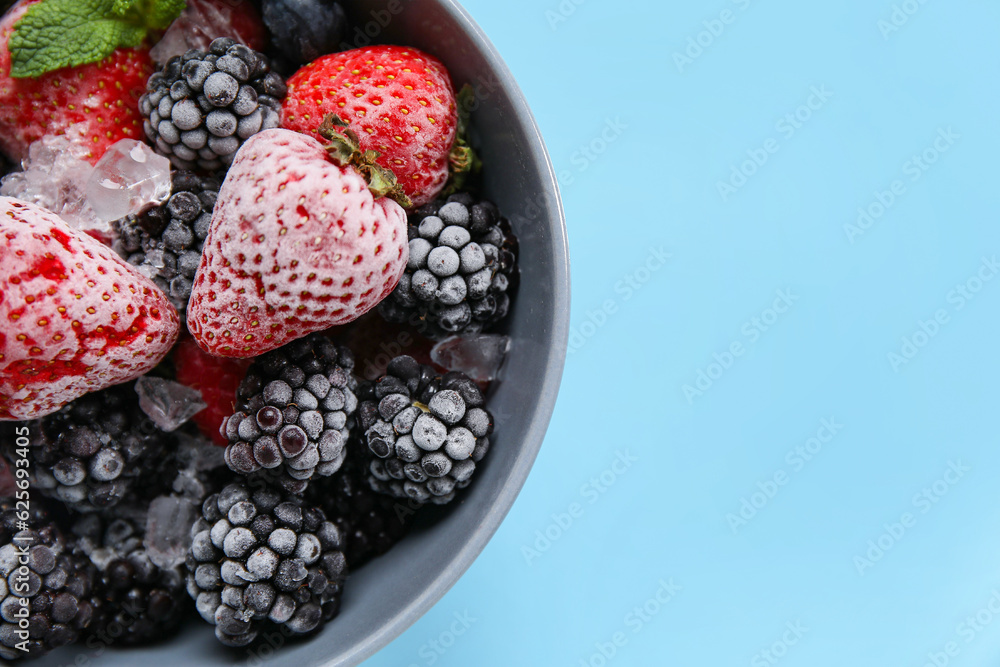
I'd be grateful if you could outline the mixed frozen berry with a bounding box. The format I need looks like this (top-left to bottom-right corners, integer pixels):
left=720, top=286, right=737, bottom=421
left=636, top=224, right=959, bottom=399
left=140, top=38, right=286, bottom=171
left=70, top=512, right=189, bottom=645
left=5, top=382, right=175, bottom=513
left=186, top=481, right=346, bottom=646
left=359, top=355, right=493, bottom=504
left=0, top=499, right=99, bottom=660
left=380, top=195, right=518, bottom=338
left=0, top=0, right=521, bottom=659
left=223, top=333, right=357, bottom=493
left=113, top=171, right=222, bottom=315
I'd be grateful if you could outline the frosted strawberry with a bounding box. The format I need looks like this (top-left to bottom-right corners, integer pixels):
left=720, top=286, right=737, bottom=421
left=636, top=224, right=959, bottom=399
left=0, top=0, right=187, bottom=164
left=187, top=124, right=409, bottom=358
left=0, top=197, right=180, bottom=421
left=173, top=336, right=251, bottom=446
left=281, top=45, right=458, bottom=208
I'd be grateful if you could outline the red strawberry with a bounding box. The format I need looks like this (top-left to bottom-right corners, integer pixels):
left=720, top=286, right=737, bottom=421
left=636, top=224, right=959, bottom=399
left=281, top=45, right=457, bottom=208
left=174, top=336, right=250, bottom=446
left=186, top=128, right=409, bottom=358
left=0, top=0, right=154, bottom=165
left=0, top=197, right=180, bottom=420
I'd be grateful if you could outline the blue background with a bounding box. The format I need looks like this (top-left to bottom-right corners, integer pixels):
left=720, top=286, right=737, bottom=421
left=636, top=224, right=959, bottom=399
left=367, top=0, right=1000, bottom=665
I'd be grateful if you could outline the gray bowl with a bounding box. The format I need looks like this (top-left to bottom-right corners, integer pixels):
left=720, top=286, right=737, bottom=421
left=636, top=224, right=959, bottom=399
left=32, top=0, right=569, bottom=665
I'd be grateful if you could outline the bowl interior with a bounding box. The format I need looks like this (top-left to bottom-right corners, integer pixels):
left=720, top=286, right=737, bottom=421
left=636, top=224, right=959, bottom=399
left=32, top=0, right=569, bottom=665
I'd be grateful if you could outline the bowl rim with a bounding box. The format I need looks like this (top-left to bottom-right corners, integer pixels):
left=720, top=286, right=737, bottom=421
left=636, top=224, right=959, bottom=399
left=335, top=1, right=570, bottom=664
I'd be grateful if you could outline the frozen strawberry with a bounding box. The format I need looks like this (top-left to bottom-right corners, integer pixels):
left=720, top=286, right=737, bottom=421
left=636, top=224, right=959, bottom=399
left=281, top=45, right=458, bottom=208
left=187, top=127, right=409, bottom=358
left=173, top=335, right=250, bottom=446
left=0, top=197, right=180, bottom=421
left=0, top=0, right=156, bottom=164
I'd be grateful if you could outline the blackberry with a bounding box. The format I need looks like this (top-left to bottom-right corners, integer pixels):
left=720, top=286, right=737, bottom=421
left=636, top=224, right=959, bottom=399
left=4, top=383, right=175, bottom=513
left=0, top=499, right=98, bottom=660
left=262, top=0, right=349, bottom=66
left=359, top=356, right=493, bottom=505
left=185, top=481, right=347, bottom=647
left=107, top=430, right=229, bottom=516
left=306, top=444, right=416, bottom=568
left=140, top=38, right=286, bottom=171
left=378, top=194, right=518, bottom=339
left=112, top=171, right=220, bottom=314
left=223, top=334, right=358, bottom=495
left=71, top=512, right=188, bottom=646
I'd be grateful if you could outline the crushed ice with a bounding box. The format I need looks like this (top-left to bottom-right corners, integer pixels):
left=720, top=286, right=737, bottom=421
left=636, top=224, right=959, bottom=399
left=1, top=134, right=173, bottom=241
left=145, top=495, right=198, bottom=569
left=86, top=139, right=172, bottom=223
left=171, top=431, right=227, bottom=502
left=431, top=334, right=510, bottom=382
left=0, top=133, right=104, bottom=235
left=135, top=375, right=207, bottom=432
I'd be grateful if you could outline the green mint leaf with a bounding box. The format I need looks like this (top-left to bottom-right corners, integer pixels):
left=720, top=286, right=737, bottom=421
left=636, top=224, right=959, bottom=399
left=8, top=0, right=186, bottom=78
left=11, top=0, right=121, bottom=77
left=145, top=0, right=187, bottom=31
left=110, top=0, right=141, bottom=17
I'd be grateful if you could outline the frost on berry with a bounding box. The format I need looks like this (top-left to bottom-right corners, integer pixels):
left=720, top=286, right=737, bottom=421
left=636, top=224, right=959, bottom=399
left=186, top=129, right=408, bottom=357
left=0, top=198, right=180, bottom=420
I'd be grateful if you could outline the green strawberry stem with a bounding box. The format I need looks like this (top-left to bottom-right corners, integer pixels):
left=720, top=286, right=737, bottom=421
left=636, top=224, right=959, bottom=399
left=318, top=114, right=413, bottom=208
left=442, top=84, right=482, bottom=197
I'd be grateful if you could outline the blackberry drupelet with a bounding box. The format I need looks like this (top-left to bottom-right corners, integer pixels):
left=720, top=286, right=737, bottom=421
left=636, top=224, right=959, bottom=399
left=0, top=499, right=99, bottom=660
left=113, top=170, right=220, bottom=314
left=359, top=355, right=493, bottom=505
left=140, top=37, right=286, bottom=171
left=378, top=194, right=518, bottom=339
left=71, top=513, right=188, bottom=646
left=4, top=383, right=175, bottom=513
left=185, top=481, right=347, bottom=647
left=305, top=444, right=416, bottom=568
left=223, top=333, right=358, bottom=495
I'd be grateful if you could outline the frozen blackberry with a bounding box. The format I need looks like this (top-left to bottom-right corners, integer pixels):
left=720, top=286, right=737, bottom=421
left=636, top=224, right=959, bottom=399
left=262, top=0, right=349, bottom=66
left=112, top=170, right=220, bottom=314
left=3, top=383, right=176, bottom=513
left=360, top=355, right=493, bottom=505
left=140, top=38, right=286, bottom=171
left=223, top=334, right=358, bottom=495
left=71, top=512, right=188, bottom=646
left=107, top=430, right=229, bottom=516
left=185, top=481, right=347, bottom=647
left=306, top=444, right=416, bottom=568
left=0, top=499, right=98, bottom=660
left=378, top=194, right=518, bottom=339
